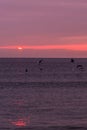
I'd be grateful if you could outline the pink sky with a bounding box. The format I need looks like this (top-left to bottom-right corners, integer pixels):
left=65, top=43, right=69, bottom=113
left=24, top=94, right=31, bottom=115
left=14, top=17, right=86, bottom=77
left=0, top=0, right=87, bottom=57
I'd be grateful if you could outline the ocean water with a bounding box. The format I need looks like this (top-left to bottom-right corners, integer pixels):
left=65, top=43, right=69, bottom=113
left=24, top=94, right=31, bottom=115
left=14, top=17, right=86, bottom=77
left=0, top=58, right=87, bottom=130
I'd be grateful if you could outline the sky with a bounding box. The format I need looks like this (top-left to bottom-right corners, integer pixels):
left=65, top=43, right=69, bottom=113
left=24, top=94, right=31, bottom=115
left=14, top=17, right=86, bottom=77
left=0, top=0, right=87, bottom=57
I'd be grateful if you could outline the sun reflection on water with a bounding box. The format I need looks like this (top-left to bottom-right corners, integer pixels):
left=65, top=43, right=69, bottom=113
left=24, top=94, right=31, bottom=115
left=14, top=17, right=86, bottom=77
left=9, top=98, right=30, bottom=127
left=12, top=119, right=26, bottom=127
left=10, top=117, right=30, bottom=127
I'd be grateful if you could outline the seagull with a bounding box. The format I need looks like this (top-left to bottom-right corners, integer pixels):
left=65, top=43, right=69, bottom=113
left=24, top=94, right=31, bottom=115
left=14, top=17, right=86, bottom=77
left=38, top=59, right=43, bottom=65
left=76, top=65, right=84, bottom=71
left=25, top=69, right=28, bottom=72
left=71, top=58, right=74, bottom=63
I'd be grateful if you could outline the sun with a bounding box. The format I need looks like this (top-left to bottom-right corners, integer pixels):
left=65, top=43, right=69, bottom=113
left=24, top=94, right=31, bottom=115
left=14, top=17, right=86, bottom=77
left=18, top=47, right=23, bottom=50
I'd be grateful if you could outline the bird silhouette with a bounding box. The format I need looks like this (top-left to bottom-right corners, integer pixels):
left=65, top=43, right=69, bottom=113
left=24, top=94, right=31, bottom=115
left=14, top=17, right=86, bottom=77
left=71, top=58, right=74, bottom=63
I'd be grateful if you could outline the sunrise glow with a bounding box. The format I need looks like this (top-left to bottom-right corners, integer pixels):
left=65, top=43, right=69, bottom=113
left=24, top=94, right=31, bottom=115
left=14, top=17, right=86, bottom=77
left=0, top=44, right=87, bottom=51
left=0, top=0, right=87, bottom=57
left=18, top=47, right=23, bottom=50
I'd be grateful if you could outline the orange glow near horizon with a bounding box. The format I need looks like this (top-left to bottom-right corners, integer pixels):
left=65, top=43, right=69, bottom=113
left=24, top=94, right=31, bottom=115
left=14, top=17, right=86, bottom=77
left=18, top=47, right=23, bottom=50
left=0, top=44, right=87, bottom=51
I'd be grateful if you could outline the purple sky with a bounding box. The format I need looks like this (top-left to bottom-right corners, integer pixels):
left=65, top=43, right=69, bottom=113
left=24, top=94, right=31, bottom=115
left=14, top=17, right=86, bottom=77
left=0, top=0, right=87, bottom=57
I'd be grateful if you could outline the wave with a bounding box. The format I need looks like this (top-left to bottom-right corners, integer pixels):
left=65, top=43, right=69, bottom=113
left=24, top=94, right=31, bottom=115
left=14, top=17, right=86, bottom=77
left=0, top=126, right=87, bottom=130
left=0, top=81, right=87, bottom=89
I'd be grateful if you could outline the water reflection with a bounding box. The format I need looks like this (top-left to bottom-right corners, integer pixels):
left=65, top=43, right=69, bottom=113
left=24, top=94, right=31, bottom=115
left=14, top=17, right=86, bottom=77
left=13, top=99, right=26, bottom=106
left=9, top=98, right=30, bottom=127
left=11, top=117, right=30, bottom=127
left=12, top=118, right=27, bottom=127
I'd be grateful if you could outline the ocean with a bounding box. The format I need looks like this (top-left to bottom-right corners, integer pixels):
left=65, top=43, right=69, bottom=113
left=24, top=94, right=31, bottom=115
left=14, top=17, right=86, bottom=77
left=0, top=58, right=87, bottom=130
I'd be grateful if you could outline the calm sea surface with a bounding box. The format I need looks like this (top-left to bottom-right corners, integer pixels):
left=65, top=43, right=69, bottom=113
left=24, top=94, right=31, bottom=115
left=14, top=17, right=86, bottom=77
left=0, top=58, right=87, bottom=130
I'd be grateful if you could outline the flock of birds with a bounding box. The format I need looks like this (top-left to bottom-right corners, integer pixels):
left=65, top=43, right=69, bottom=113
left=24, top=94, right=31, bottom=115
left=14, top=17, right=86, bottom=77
left=25, top=59, right=43, bottom=73
left=25, top=58, right=85, bottom=73
left=70, top=58, right=84, bottom=71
